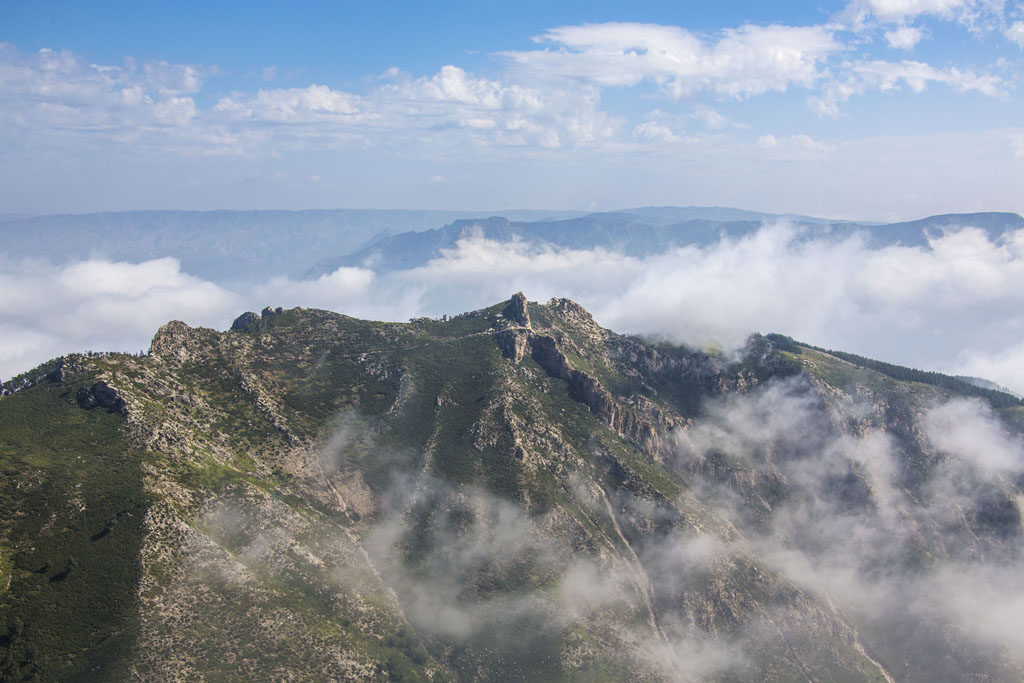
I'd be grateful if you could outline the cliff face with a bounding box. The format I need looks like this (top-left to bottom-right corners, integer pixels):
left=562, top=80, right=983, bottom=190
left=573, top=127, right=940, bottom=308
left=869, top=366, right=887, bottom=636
left=1, top=295, right=1022, bottom=682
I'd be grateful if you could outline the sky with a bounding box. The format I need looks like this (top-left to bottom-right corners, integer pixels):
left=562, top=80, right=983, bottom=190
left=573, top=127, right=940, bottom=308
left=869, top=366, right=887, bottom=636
left=3, top=1, right=1024, bottom=394
left=1, top=0, right=1023, bottom=219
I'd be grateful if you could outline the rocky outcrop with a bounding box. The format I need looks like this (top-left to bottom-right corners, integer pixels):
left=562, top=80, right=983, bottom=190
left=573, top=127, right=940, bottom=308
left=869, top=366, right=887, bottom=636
left=493, top=294, right=663, bottom=453
left=496, top=328, right=530, bottom=364
left=608, top=334, right=758, bottom=395
left=150, top=321, right=209, bottom=362
left=261, top=306, right=285, bottom=325
left=76, top=381, right=128, bottom=415
left=566, top=370, right=658, bottom=449
left=502, top=292, right=531, bottom=327
left=547, top=297, right=602, bottom=338
left=509, top=329, right=662, bottom=454
left=528, top=334, right=573, bottom=379
left=230, top=311, right=261, bottom=332
left=231, top=307, right=286, bottom=334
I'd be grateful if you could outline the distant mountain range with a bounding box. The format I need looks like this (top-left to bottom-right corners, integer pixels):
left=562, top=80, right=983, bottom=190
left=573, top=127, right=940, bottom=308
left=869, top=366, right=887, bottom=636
left=305, top=210, right=1024, bottom=277
left=2, top=207, right=1021, bottom=282
left=0, top=208, right=584, bottom=282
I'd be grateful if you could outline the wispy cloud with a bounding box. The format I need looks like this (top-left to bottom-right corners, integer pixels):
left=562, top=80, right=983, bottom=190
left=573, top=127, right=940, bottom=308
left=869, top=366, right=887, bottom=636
left=810, top=58, right=1004, bottom=116
left=671, top=378, right=1024, bottom=673
left=842, top=0, right=1007, bottom=27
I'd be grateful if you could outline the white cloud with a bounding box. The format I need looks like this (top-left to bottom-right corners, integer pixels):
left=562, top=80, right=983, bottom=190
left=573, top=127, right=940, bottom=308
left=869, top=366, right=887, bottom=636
left=950, top=340, right=1024, bottom=395
left=0, top=27, right=1009, bottom=163
left=810, top=59, right=1003, bottom=116
left=214, top=84, right=364, bottom=120
left=501, top=22, right=841, bottom=99
left=692, top=105, right=729, bottom=129
left=0, top=43, right=621, bottom=158
left=210, top=65, right=618, bottom=152
left=1008, top=21, right=1024, bottom=45
left=757, top=133, right=835, bottom=156
left=0, top=43, right=216, bottom=158
left=923, top=398, right=1024, bottom=475
left=884, top=25, right=926, bottom=48
left=0, top=257, right=241, bottom=379
left=633, top=121, right=684, bottom=143
left=6, top=220, right=1024, bottom=401
left=844, top=0, right=1005, bottom=25
left=151, top=96, right=198, bottom=126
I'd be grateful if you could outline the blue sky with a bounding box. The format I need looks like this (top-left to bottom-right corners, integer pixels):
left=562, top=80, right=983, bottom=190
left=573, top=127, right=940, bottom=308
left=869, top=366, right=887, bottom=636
left=1, top=0, right=1023, bottom=218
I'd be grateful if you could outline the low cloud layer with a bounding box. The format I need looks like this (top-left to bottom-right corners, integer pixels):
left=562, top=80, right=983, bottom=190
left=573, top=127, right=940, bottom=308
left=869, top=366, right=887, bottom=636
left=671, top=378, right=1024, bottom=673
left=0, top=256, right=241, bottom=379
left=4, top=223, right=1024, bottom=396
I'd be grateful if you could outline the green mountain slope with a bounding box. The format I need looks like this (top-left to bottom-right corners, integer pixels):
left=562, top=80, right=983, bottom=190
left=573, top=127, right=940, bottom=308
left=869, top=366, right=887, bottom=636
left=1, top=295, right=1022, bottom=681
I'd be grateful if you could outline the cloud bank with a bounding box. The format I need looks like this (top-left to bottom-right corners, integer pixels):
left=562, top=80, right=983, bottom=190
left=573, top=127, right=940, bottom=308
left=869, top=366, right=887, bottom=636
left=4, top=222, right=1024, bottom=396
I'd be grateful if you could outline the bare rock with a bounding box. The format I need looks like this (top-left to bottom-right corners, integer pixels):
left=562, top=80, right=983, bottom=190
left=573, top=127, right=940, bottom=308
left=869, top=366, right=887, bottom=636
left=76, top=381, right=128, bottom=415
left=502, top=292, right=531, bottom=328
left=497, top=329, right=531, bottom=363
left=231, top=311, right=261, bottom=332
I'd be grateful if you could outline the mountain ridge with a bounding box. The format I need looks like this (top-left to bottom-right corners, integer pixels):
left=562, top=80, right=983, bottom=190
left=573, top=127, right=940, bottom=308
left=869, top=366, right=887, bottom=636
left=304, top=211, right=1024, bottom=277
left=1, top=295, right=1023, bottom=681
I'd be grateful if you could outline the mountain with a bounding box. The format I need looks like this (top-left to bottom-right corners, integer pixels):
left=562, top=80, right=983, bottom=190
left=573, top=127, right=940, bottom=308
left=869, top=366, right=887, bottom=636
left=613, top=205, right=855, bottom=226
left=5, top=207, right=1019, bottom=284
left=1, top=296, right=1023, bottom=681
left=0, top=209, right=585, bottom=282
left=304, top=211, right=1024, bottom=277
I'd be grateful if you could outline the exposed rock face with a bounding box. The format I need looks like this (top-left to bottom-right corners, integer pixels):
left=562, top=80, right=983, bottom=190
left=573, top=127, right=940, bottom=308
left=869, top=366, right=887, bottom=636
left=528, top=333, right=573, bottom=379
left=150, top=320, right=208, bottom=361
left=495, top=306, right=665, bottom=455
left=502, top=291, right=531, bottom=327
left=76, top=381, right=128, bottom=415
left=231, top=307, right=285, bottom=334
left=261, top=306, right=284, bottom=323
left=496, top=328, right=530, bottom=363
left=230, top=311, right=261, bottom=332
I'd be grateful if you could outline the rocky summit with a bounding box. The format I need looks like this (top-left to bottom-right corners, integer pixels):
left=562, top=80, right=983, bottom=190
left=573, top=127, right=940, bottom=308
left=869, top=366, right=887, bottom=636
left=1, top=295, right=1023, bottom=681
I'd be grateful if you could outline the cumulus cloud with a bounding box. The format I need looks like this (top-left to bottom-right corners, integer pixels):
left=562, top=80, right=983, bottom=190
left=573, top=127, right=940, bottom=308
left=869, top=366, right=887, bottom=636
left=1008, top=20, right=1024, bottom=45
left=0, top=15, right=1012, bottom=163
left=211, top=64, right=619, bottom=152
left=884, top=24, right=926, bottom=48
left=0, top=43, right=620, bottom=158
left=632, top=121, right=687, bottom=143
left=691, top=105, right=730, bottom=129
left=500, top=22, right=841, bottom=99
left=1012, top=131, right=1024, bottom=158
left=0, top=43, right=211, bottom=151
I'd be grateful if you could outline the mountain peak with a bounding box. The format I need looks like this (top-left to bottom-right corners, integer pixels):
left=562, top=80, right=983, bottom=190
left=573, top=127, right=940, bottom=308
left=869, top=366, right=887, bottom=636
left=501, top=292, right=531, bottom=327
